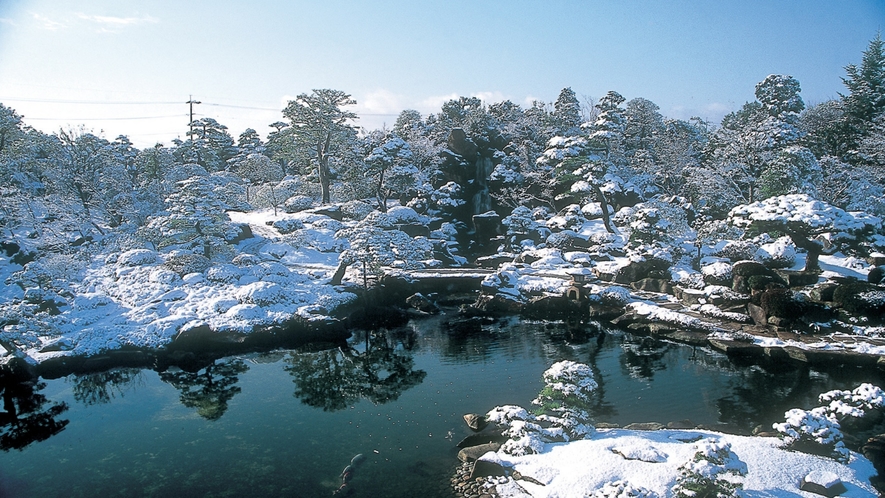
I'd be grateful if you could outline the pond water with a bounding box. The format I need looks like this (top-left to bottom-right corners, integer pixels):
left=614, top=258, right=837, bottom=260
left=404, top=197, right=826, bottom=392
left=2, top=313, right=884, bottom=498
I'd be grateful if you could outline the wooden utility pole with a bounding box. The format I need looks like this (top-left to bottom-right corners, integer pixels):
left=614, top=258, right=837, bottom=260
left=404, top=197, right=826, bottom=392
left=186, top=96, right=201, bottom=138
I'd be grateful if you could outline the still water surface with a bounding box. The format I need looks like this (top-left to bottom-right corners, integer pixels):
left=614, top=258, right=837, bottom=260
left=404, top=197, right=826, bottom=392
left=2, top=314, right=883, bottom=497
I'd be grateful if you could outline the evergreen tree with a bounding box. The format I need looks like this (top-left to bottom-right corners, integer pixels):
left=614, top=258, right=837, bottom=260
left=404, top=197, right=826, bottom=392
left=281, top=89, right=358, bottom=204
left=552, top=87, right=583, bottom=135
left=840, top=33, right=885, bottom=156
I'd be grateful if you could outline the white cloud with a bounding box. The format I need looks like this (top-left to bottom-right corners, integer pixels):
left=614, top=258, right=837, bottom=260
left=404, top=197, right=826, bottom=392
left=419, top=93, right=459, bottom=112
left=356, top=89, right=406, bottom=116
left=76, top=12, right=158, bottom=33
left=32, top=13, right=65, bottom=30
left=0, top=18, right=15, bottom=26
left=470, top=91, right=508, bottom=105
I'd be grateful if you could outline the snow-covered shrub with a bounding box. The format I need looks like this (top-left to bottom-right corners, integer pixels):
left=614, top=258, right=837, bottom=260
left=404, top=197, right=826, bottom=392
left=286, top=228, right=347, bottom=253
left=162, top=253, right=211, bottom=276
left=533, top=360, right=598, bottom=415
left=712, top=240, right=758, bottom=262
left=772, top=407, right=849, bottom=462
left=271, top=218, right=304, bottom=234
left=502, top=206, right=539, bottom=236
left=428, top=181, right=465, bottom=210
left=231, top=253, right=260, bottom=266
left=754, top=236, right=796, bottom=268
left=591, top=480, right=657, bottom=498
left=701, top=261, right=733, bottom=285
left=118, top=249, right=157, bottom=266
left=386, top=205, right=426, bottom=225
left=590, top=284, right=632, bottom=307
left=623, top=198, right=690, bottom=251
left=671, top=439, right=746, bottom=498
left=340, top=200, right=374, bottom=221
left=819, top=383, right=885, bottom=420
left=430, top=221, right=459, bottom=240
left=546, top=230, right=585, bottom=250
left=310, top=218, right=344, bottom=232
left=282, top=195, right=314, bottom=213
left=547, top=204, right=587, bottom=231
left=235, top=281, right=287, bottom=306
left=206, top=264, right=243, bottom=284
left=148, top=267, right=181, bottom=285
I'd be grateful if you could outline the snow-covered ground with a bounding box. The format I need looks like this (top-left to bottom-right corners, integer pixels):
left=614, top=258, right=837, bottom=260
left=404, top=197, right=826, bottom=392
left=1, top=209, right=358, bottom=364
left=486, top=429, right=878, bottom=497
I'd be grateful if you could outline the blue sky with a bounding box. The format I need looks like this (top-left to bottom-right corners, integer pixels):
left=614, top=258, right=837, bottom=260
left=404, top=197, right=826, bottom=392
left=0, top=0, right=882, bottom=147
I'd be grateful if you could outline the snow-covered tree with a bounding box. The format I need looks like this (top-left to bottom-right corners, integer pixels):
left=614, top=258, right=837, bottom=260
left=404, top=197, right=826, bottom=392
left=140, top=176, right=241, bottom=258
left=728, top=194, right=881, bottom=271
left=840, top=34, right=885, bottom=159
left=552, top=87, right=583, bottom=135
left=363, top=135, right=420, bottom=212
left=281, top=89, right=359, bottom=204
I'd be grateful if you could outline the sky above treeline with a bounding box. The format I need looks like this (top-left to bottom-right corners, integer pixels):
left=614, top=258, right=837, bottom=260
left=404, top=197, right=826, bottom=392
left=0, top=0, right=882, bottom=148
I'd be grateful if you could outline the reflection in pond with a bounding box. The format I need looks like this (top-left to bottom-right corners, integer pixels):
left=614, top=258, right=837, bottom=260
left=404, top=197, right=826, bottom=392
left=0, top=378, right=69, bottom=451
left=619, top=336, right=671, bottom=380
left=159, top=359, right=248, bottom=420
left=286, top=328, right=426, bottom=411
left=68, top=368, right=144, bottom=406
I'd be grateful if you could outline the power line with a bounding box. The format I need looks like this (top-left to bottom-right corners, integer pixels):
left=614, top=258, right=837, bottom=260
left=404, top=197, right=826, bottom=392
left=25, top=114, right=188, bottom=121
left=0, top=97, right=181, bottom=105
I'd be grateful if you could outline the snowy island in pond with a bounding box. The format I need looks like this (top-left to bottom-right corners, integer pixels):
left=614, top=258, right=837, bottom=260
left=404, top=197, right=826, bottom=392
left=460, top=361, right=881, bottom=497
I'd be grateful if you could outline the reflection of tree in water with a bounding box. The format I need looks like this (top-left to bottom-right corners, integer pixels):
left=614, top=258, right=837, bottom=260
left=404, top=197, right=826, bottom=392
left=286, top=328, right=426, bottom=411
left=159, top=359, right=248, bottom=420
left=619, top=336, right=670, bottom=380
left=69, top=368, right=143, bottom=406
left=717, top=364, right=835, bottom=433
left=0, top=376, right=69, bottom=451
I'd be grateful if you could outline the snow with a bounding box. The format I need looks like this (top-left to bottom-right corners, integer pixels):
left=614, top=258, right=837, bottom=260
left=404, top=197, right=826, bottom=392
left=489, top=429, right=877, bottom=497
left=2, top=209, right=359, bottom=362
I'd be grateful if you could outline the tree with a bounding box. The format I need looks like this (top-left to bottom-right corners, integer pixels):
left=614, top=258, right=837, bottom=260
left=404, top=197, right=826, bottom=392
left=282, top=89, right=358, bottom=204
left=840, top=33, right=885, bottom=157
left=363, top=134, right=420, bottom=212
left=552, top=87, right=583, bottom=135
left=728, top=194, right=881, bottom=272
left=141, top=175, right=241, bottom=258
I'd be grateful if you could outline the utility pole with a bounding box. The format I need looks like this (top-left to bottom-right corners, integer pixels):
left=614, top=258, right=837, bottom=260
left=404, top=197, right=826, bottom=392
left=186, top=95, right=201, bottom=138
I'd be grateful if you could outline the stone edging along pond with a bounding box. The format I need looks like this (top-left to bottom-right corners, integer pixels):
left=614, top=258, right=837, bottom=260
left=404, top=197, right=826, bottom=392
left=3, top=275, right=885, bottom=383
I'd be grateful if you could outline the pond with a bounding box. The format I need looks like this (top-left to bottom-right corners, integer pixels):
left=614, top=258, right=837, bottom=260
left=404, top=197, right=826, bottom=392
left=2, top=313, right=884, bottom=497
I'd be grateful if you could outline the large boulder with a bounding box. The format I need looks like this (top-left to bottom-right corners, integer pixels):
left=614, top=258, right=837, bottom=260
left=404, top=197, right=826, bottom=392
left=613, top=258, right=671, bottom=284
left=833, top=281, right=885, bottom=319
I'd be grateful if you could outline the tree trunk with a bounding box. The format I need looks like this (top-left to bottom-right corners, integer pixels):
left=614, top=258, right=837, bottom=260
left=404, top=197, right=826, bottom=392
left=330, top=259, right=348, bottom=286
left=592, top=184, right=616, bottom=234
left=784, top=229, right=822, bottom=272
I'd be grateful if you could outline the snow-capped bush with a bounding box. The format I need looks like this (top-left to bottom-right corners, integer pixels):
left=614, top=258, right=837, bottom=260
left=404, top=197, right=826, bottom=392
left=773, top=407, right=849, bottom=462
left=282, top=195, right=314, bottom=213
left=206, top=264, right=243, bottom=284
left=591, top=480, right=656, bottom=498
left=117, top=249, right=157, bottom=267
left=149, top=268, right=181, bottom=285
left=286, top=228, right=347, bottom=252
left=547, top=204, right=586, bottom=231
left=589, top=284, right=632, bottom=307
left=271, top=218, right=305, bottom=234
left=755, top=236, right=796, bottom=268
left=235, top=281, right=287, bottom=306
left=231, top=253, right=260, bottom=266
left=819, top=383, right=885, bottom=419
left=387, top=205, right=426, bottom=225
left=340, top=200, right=374, bottom=221
left=546, top=230, right=584, bottom=250
left=701, top=261, right=733, bottom=284
left=162, top=253, right=211, bottom=276
left=712, top=240, right=758, bottom=262
left=672, top=439, right=746, bottom=498
left=430, top=221, right=459, bottom=240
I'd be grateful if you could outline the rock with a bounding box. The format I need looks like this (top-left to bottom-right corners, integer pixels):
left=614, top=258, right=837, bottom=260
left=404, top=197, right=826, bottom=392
left=733, top=260, right=778, bottom=277
left=311, top=205, right=343, bottom=220
left=469, top=460, right=507, bottom=480
left=630, top=278, right=674, bottom=294
left=396, top=223, right=430, bottom=238
left=870, top=253, right=885, bottom=267
left=747, top=302, right=767, bottom=326
left=776, top=270, right=820, bottom=287
left=666, top=419, right=696, bottom=429
left=464, top=413, right=489, bottom=431
left=681, top=288, right=706, bottom=306
left=470, top=294, right=523, bottom=314
left=623, top=422, right=664, bottom=431
left=457, top=442, right=500, bottom=462
left=613, top=258, right=671, bottom=285
left=472, top=211, right=501, bottom=241
left=869, top=266, right=885, bottom=284
left=760, top=288, right=805, bottom=319
left=809, top=283, right=839, bottom=302
left=863, top=434, right=885, bottom=474
left=799, top=470, right=847, bottom=497
left=833, top=281, right=885, bottom=318
left=406, top=293, right=440, bottom=314
left=447, top=128, right=478, bottom=159
left=457, top=433, right=509, bottom=449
